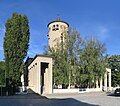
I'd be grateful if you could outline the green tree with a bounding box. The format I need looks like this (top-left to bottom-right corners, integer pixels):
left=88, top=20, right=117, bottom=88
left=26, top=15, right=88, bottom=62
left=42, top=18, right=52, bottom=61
left=64, top=28, right=82, bottom=87
left=47, top=28, right=107, bottom=89
left=48, top=28, right=82, bottom=88
left=0, top=61, right=5, bottom=85
left=108, top=55, right=120, bottom=87
left=79, top=37, right=107, bottom=88
left=4, top=13, right=30, bottom=87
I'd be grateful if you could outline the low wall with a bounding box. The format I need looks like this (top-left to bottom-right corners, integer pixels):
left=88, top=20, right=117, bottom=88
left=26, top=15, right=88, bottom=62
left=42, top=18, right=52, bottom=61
left=86, top=88, right=102, bottom=92
left=53, top=89, right=79, bottom=93
left=53, top=88, right=102, bottom=93
left=111, top=87, right=120, bottom=91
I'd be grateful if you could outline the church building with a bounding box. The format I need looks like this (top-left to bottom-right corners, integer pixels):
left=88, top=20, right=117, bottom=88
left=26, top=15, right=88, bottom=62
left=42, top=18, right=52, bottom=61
left=21, top=17, right=111, bottom=95
left=22, top=17, right=69, bottom=94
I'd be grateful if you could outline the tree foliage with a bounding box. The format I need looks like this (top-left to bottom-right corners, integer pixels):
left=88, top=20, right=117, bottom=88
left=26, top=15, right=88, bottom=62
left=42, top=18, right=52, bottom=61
left=108, top=55, right=120, bottom=87
left=4, top=13, right=30, bottom=86
left=48, top=28, right=81, bottom=87
left=48, top=28, right=107, bottom=88
left=78, top=38, right=107, bottom=88
left=0, top=61, right=5, bottom=85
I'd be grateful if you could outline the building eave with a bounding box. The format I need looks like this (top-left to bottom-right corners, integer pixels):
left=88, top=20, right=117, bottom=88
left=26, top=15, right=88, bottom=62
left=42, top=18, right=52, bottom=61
left=47, top=21, right=69, bottom=27
left=27, top=54, right=52, bottom=67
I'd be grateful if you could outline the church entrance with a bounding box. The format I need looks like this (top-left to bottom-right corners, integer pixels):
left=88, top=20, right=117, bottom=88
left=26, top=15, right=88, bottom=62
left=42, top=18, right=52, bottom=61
left=41, top=62, right=49, bottom=94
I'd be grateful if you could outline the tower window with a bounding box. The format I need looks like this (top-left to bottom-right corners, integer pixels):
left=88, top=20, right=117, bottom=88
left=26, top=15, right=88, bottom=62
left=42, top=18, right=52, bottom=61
left=52, top=24, right=60, bottom=31
left=56, top=24, right=59, bottom=30
left=52, top=25, right=55, bottom=31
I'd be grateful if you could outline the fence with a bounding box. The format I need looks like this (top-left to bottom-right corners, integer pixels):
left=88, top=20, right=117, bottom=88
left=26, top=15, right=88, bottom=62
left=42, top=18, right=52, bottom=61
left=0, top=86, right=16, bottom=96
left=0, top=86, right=6, bottom=96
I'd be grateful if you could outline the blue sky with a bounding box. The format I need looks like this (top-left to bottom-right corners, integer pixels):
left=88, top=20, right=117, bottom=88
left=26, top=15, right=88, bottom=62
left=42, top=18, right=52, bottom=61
left=0, top=0, right=120, bottom=61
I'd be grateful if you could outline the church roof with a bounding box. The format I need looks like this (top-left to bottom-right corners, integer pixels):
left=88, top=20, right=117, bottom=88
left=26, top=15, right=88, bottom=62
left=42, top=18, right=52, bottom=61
left=26, top=54, right=52, bottom=67
left=47, top=16, right=69, bottom=27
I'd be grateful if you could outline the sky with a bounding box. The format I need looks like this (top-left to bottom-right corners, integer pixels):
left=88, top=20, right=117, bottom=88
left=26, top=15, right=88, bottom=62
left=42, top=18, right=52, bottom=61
left=0, top=0, right=120, bottom=61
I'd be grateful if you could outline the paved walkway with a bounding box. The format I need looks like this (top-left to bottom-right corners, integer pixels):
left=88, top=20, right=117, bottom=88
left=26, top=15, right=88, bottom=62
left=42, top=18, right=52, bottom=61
left=46, top=92, right=120, bottom=106
left=0, top=93, right=97, bottom=106
left=0, top=93, right=47, bottom=99
left=0, top=92, right=119, bottom=106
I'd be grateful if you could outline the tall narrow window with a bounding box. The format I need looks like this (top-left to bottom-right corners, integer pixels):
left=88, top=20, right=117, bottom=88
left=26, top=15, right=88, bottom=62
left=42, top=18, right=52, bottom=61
left=52, top=25, right=55, bottom=31
left=56, top=24, right=59, bottom=30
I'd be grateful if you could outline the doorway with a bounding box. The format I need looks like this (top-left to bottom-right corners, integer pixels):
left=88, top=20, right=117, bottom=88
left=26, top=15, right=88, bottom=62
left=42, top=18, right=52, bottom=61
left=41, top=62, right=49, bottom=94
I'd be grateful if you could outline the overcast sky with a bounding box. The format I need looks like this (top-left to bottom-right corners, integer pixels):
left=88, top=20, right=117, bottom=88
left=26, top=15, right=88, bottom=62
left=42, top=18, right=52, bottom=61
left=0, top=0, right=120, bottom=61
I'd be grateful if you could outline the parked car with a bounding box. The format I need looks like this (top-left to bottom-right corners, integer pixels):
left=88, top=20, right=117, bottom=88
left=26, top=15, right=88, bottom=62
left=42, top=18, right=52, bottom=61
left=114, top=88, right=120, bottom=96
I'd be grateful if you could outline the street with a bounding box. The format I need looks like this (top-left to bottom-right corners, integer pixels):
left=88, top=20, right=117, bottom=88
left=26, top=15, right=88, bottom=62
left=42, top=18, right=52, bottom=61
left=0, top=92, right=119, bottom=106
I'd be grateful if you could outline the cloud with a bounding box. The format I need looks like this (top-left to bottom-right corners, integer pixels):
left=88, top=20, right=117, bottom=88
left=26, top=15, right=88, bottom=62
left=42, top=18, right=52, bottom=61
left=100, top=27, right=108, bottom=34
left=95, top=26, right=109, bottom=41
